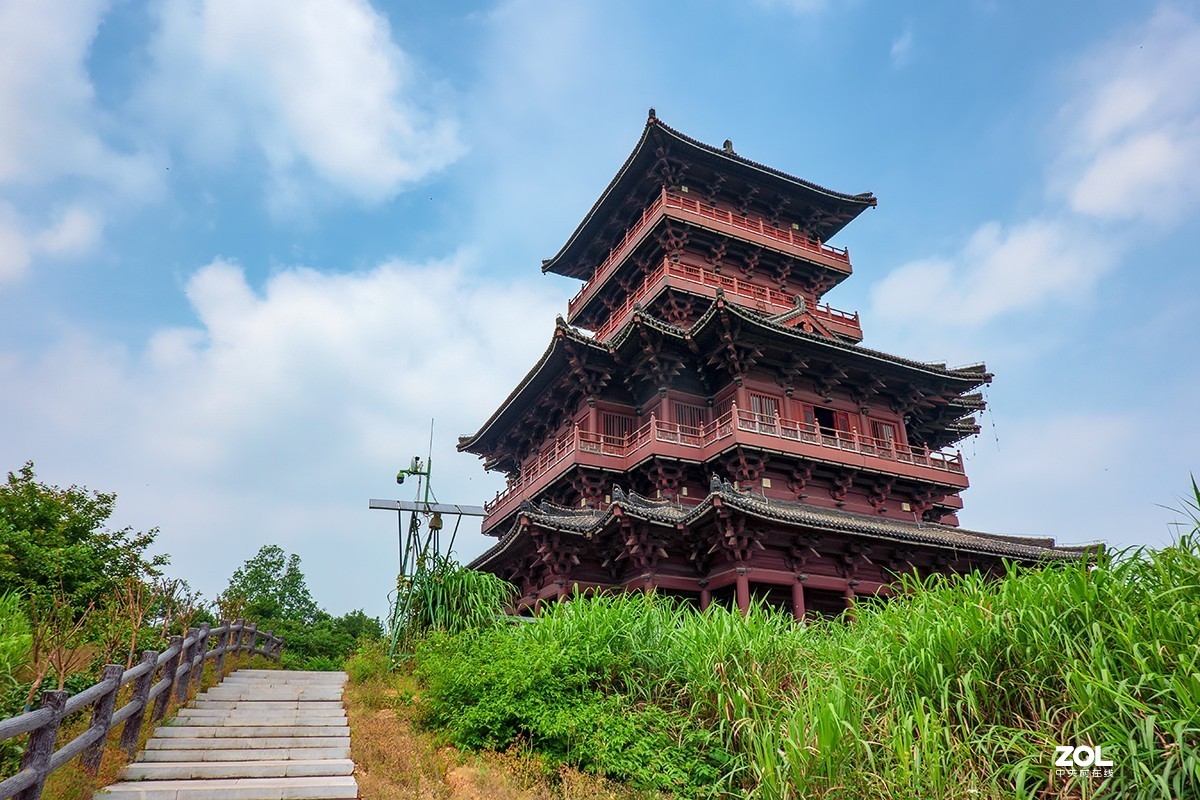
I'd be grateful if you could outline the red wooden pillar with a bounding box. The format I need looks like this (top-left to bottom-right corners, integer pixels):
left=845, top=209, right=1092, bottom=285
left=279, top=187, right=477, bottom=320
left=699, top=588, right=711, bottom=611
left=792, top=579, right=806, bottom=622
left=843, top=581, right=856, bottom=621
left=736, top=570, right=750, bottom=614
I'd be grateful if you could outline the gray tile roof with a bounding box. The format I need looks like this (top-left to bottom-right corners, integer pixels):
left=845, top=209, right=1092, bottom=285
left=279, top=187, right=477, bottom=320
left=469, top=478, right=1091, bottom=570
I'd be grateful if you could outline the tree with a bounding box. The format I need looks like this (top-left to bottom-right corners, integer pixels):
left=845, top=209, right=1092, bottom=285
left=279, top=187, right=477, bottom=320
left=0, top=461, right=168, bottom=609
left=0, top=462, right=169, bottom=704
left=219, top=545, right=319, bottom=625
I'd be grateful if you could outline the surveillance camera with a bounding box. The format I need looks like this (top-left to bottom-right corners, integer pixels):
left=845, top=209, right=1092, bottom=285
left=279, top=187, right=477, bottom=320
left=396, top=473, right=405, bottom=485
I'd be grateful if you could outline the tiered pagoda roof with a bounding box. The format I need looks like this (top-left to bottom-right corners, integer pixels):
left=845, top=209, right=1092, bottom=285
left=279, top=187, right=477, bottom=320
left=471, top=479, right=1091, bottom=572
left=458, top=295, right=990, bottom=472
left=457, top=113, right=1092, bottom=615
left=543, top=111, right=877, bottom=279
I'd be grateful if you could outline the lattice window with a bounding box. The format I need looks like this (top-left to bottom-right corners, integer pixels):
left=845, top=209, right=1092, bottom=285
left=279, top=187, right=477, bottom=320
left=871, top=420, right=899, bottom=448
left=601, top=412, right=635, bottom=445
left=748, top=392, right=780, bottom=421
left=674, top=402, right=707, bottom=434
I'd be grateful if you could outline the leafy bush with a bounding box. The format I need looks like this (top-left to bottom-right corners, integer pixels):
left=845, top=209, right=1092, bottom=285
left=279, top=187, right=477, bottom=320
left=270, top=610, right=382, bottom=671
left=416, top=595, right=734, bottom=796
left=0, top=593, right=30, bottom=689
left=344, top=640, right=390, bottom=684
left=0, top=593, right=31, bottom=774
left=416, top=535, right=1200, bottom=799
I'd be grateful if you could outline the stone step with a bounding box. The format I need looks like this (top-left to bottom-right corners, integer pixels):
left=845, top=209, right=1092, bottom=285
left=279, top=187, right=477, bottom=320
left=234, top=671, right=345, bottom=678
left=154, top=727, right=348, bottom=739
left=146, top=737, right=348, bottom=751
left=201, top=691, right=343, bottom=702
left=190, top=701, right=344, bottom=711
left=138, top=747, right=350, bottom=763
left=169, top=715, right=347, bottom=726
left=121, top=760, right=354, bottom=781
left=221, top=679, right=345, bottom=686
left=96, top=775, right=358, bottom=799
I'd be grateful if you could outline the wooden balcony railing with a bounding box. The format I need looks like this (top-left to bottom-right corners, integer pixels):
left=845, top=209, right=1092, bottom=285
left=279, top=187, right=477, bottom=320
left=567, top=188, right=851, bottom=318
left=0, top=621, right=282, bottom=800
left=483, top=404, right=964, bottom=521
left=588, top=257, right=861, bottom=342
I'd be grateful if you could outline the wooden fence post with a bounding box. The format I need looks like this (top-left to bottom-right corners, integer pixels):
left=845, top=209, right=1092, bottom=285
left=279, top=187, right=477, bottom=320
left=246, top=623, right=258, bottom=655
left=191, top=622, right=210, bottom=694
left=121, top=650, right=157, bottom=757
left=176, top=628, right=199, bottom=704
left=232, top=618, right=245, bottom=665
left=81, top=663, right=123, bottom=773
left=14, top=689, right=67, bottom=800
left=264, top=630, right=275, bottom=658
left=153, top=635, right=182, bottom=721
left=215, top=621, right=230, bottom=681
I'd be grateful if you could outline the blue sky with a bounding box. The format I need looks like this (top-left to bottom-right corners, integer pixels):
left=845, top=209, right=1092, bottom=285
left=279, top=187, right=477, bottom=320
left=2, top=0, right=1198, bottom=617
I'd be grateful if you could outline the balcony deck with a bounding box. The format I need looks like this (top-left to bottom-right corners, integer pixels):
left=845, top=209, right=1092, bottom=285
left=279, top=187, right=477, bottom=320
left=482, top=406, right=967, bottom=532
left=566, top=189, right=852, bottom=322
left=590, top=256, right=862, bottom=343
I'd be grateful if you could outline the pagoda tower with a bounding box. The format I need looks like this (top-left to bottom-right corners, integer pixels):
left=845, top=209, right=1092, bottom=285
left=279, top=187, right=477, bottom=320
left=459, top=112, right=1085, bottom=616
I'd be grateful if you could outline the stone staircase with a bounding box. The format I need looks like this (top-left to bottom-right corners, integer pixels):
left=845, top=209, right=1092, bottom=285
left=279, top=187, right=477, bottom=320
left=95, top=670, right=357, bottom=800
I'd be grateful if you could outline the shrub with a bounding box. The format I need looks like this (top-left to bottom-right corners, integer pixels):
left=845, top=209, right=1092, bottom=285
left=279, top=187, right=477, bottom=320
left=344, top=640, right=390, bottom=684
left=415, top=536, right=1200, bottom=800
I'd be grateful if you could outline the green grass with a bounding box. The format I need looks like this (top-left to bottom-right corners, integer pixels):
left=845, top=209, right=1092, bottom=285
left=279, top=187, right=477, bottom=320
left=414, top=529, right=1200, bottom=799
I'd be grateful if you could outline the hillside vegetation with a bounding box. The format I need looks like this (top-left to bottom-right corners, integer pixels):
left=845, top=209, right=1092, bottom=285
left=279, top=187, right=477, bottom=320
left=413, top=517, right=1200, bottom=798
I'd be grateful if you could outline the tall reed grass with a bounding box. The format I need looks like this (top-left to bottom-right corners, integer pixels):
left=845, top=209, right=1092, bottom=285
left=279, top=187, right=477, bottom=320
left=391, top=554, right=513, bottom=655
left=417, top=528, right=1200, bottom=799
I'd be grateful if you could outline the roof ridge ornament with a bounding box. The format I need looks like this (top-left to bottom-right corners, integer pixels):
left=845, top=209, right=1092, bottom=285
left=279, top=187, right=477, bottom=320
left=723, top=139, right=735, bottom=154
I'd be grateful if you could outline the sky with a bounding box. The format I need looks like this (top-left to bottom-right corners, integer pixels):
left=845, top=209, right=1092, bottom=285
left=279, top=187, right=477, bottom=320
left=2, top=0, right=1199, bottom=619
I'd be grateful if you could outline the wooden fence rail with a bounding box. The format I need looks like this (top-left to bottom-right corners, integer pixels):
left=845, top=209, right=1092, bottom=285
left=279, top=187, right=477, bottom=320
left=0, top=619, right=283, bottom=800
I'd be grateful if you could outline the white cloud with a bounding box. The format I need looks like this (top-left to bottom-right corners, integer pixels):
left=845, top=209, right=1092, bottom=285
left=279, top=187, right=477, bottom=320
left=0, top=202, right=101, bottom=282
left=754, top=0, right=827, bottom=13
left=871, top=5, right=1200, bottom=332
left=0, top=254, right=564, bottom=615
left=1054, top=6, right=1200, bottom=224
left=141, top=0, right=464, bottom=208
left=0, top=0, right=158, bottom=194
left=890, top=23, right=914, bottom=68
left=0, top=0, right=159, bottom=280
left=0, top=205, right=31, bottom=281
left=870, top=218, right=1114, bottom=327
left=962, top=411, right=1175, bottom=548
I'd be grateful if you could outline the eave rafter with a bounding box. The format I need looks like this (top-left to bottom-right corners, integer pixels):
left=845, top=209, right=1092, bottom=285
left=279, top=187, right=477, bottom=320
left=623, top=322, right=686, bottom=395
left=812, top=363, right=850, bottom=401
left=783, top=532, right=822, bottom=572
left=616, top=516, right=671, bottom=572
left=705, top=304, right=762, bottom=385
left=773, top=352, right=810, bottom=397
left=561, top=335, right=613, bottom=402
left=651, top=146, right=689, bottom=188
left=709, top=506, right=764, bottom=563
left=526, top=521, right=583, bottom=580
left=845, top=374, right=888, bottom=413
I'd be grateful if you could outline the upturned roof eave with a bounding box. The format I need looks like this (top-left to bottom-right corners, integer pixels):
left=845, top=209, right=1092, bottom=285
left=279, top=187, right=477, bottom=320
left=456, top=320, right=609, bottom=457
left=460, top=298, right=991, bottom=459
left=468, top=484, right=1092, bottom=571
left=609, top=297, right=993, bottom=386
left=542, top=113, right=877, bottom=279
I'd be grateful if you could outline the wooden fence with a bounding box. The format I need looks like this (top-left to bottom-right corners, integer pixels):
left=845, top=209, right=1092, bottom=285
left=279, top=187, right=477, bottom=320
left=0, top=619, right=283, bottom=800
